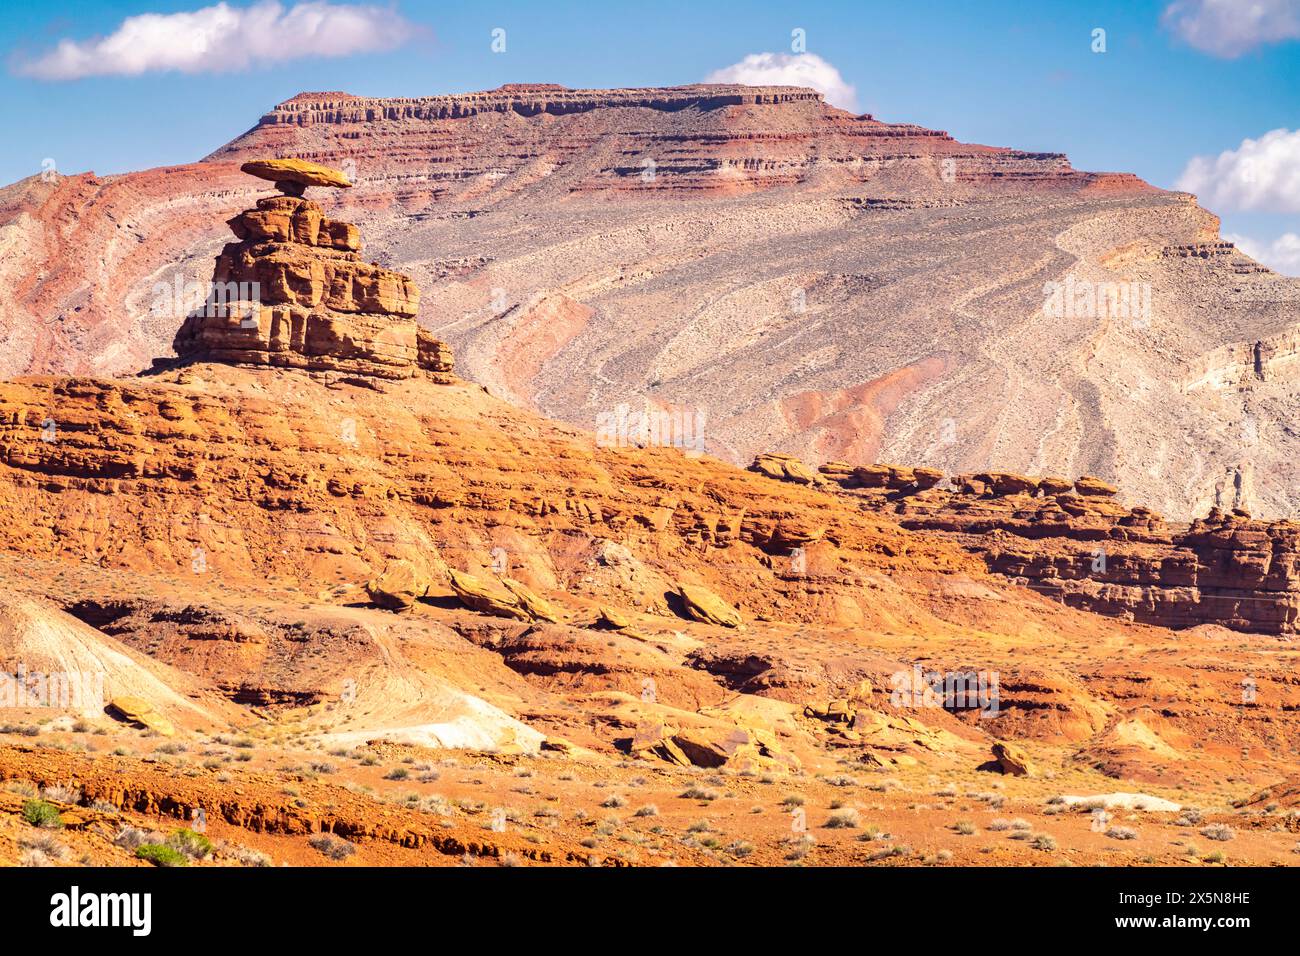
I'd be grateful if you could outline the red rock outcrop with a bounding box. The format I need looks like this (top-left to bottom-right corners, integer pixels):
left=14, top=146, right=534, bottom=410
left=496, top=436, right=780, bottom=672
left=239, top=84, right=1141, bottom=197
left=173, top=166, right=452, bottom=380
left=754, top=455, right=1300, bottom=635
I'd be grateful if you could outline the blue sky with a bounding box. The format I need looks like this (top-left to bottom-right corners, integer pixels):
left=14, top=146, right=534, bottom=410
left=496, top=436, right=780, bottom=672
left=2, top=0, right=1297, bottom=266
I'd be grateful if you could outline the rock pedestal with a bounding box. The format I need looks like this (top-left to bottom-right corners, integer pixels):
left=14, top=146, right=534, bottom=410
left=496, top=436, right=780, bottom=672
left=174, top=171, right=452, bottom=381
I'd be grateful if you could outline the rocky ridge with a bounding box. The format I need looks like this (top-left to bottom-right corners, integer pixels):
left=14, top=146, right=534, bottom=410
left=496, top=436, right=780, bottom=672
left=753, top=455, right=1300, bottom=635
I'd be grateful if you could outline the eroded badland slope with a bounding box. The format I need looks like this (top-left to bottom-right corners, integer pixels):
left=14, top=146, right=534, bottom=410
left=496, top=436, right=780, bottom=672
left=2, top=157, right=1298, bottom=869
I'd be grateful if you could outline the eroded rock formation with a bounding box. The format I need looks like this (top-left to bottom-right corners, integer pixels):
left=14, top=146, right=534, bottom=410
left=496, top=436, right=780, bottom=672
left=173, top=162, right=452, bottom=381
left=752, top=455, right=1300, bottom=635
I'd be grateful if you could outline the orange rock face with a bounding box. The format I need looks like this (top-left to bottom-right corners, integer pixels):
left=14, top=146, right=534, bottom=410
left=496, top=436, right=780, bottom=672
left=782, top=457, right=1300, bottom=634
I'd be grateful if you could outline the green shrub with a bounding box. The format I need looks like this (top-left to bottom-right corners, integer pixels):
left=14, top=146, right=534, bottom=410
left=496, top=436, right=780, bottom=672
left=167, top=828, right=213, bottom=859
left=136, top=844, right=188, bottom=867
left=22, top=799, right=63, bottom=829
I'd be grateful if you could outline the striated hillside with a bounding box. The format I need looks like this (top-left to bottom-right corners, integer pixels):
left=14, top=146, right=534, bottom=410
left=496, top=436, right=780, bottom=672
left=3, top=169, right=1300, bottom=868
left=2, top=83, right=1299, bottom=521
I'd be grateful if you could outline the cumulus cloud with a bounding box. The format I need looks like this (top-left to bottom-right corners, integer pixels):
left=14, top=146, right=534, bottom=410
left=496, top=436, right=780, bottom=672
left=704, top=52, right=857, bottom=111
left=1175, top=128, right=1300, bottom=212
left=1162, top=0, right=1300, bottom=57
left=13, top=1, right=414, bottom=80
left=1225, top=232, right=1300, bottom=276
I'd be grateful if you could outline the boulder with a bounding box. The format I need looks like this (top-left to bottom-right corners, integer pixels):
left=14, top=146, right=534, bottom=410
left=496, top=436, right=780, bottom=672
left=750, top=453, right=821, bottom=485
left=596, top=605, right=632, bottom=630
left=1074, top=475, right=1118, bottom=497
left=448, top=569, right=530, bottom=621
left=769, top=518, right=824, bottom=550
left=990, top=740, right=1034, bottom=776
left=677, top=583, right=742, bottom=628
left=818, top=461, right=854, bottom=481
left=911, top=467, right=946, bottom=490
left=975, top=472, right=1039, bottom=496
left=108, top=696, right=175, bottom=737
left=670, top=728, right=733, bottom=768
left=1037, top=475, right=1074, bottom=496
left=853, top=463, right=913, bottom=489
left=862, top=750, right=918, bottom=769
left=500, top=577, right=562, bottom=623
left=630, top=719, right=692, bottom=766
left=633, top=724, right=799, bottom=772
left=365, top=560, right=428, bottom=611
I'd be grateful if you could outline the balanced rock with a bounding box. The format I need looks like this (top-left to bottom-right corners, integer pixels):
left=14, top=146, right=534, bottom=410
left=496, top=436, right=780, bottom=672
left=174, top=161, right=453, bottom=381
left=240, top=158, right=353, bottom=195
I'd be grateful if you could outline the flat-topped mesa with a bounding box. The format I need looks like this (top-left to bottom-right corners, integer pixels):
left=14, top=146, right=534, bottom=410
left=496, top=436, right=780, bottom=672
left=229, top=84, right=1161, bottom=197
left=174, top=160, right=453, bottom=381
left=261, top=83, right=832, bottom=124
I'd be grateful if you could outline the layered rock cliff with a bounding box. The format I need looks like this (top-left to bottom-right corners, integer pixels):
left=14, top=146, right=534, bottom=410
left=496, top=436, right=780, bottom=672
left=753, top=455, right=1300, bottom=635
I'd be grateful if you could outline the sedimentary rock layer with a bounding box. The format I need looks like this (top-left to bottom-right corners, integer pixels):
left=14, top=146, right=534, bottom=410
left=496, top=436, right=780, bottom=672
left=173, top=190, right=452, bottom=380
left=756, top=457, right=1300, bottom=635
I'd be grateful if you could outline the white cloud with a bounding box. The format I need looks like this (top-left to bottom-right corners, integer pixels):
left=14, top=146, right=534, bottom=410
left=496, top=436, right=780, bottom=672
left=14, top=1, right=413, bottom=80
left=1162, top=0, right=1300, bottom=57
left=1225, top=232, right=1300, bottom=276
left=704, top=52, right=857, bottom=111
left=1175, top=128, right=1300, bottom=212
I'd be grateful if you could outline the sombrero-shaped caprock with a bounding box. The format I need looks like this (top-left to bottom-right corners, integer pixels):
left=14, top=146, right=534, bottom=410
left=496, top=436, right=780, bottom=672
left=240, top=158, right=353, bottom=196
